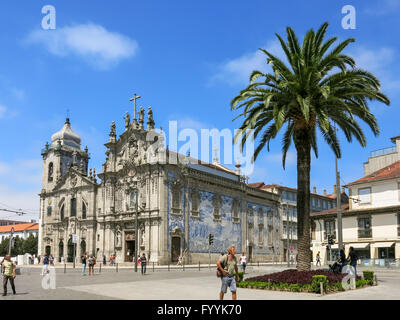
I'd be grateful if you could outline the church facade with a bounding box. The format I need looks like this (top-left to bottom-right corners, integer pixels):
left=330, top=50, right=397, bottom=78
left=39, top=103, right=282, bottom=264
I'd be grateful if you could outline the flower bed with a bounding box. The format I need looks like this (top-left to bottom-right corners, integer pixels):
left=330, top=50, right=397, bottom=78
left=237, top=269, right=373, bottom=294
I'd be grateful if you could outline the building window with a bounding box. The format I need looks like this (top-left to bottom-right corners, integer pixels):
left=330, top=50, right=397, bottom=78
left=71, top=198, right=76, bottom=217
left=359, top=187, right=371, bottom=204
left=258, top=224, right=264, bottom=244
left=311, top=220, right=316, bottom=240
left=232, top=199, right=240, bottom=223
left=48, top=162, right=53, bottom=182
left=60, top=205, right=64, bottom=220
left=212, top=194, right=222, bottom=221
left=190, top=190, right=200, bottom=217
left=82, top=202, right=87, bottom=219
left=47, top=206, right=52, bottom=216
left=358, top=216, right=372, bottom=238
left=397, top=213, right=400, bottom=237
left=268, top=225, right=273, bottom=245
left=324, top=219, right=336, bottom=240
left=129, top=192, right=136, bottom=208
left=171, top=184, right=181, bottom=215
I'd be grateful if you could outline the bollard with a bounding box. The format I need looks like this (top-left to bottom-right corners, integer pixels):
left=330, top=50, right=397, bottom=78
left=99, top=263, right=101, bottom=273
left=374, top=274, right=378, bottom=286
left=320, top=282, right=324, bottom=296
left=64, top=264, right=66, bottom=274
left=116, top=263, right=118, bottom=272
left=183, top=261, right=185, bottom=272
left=153, top=262, right=155, bottom=272
left=168, top=261, right=170, bottom=272
left=199, top=261, right=200, bottom=272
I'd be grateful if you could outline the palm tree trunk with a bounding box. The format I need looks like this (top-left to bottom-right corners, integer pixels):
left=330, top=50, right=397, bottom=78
left=294, top=131, right=312, bottom=271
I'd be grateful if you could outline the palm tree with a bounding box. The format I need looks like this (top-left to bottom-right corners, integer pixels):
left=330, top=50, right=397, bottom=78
left=231, top=22, right=390, bottom=271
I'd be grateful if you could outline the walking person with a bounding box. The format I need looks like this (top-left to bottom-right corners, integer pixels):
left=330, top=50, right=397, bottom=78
left=140, top=253, right=147, bottom=275
left=239, top=252, right=247, bottom=273
left=137, top=255, right=141, bottom=268
left=81, top=252, right=87, bottom=276
left=217, top=245, right=240, bottom=300
left=109, top=255, right=114, bottom=266
left=1, top=255, right=16, bottom=296
left=49, top=255, right=54, bottom=266
left=41, top=254, right=50, bottom=276
left=88, top=254, right=96, bottom=276
left=315, top=251, right=321, bottom=266
left=339, top=249, right=347, bottom=272
left=176, top=255, right=182, bottom=266
left=347, top=246, right=358, bottom=276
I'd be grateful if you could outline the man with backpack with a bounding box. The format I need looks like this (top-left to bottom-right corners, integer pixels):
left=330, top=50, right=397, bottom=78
left=216, top=245, right=240, bottom=300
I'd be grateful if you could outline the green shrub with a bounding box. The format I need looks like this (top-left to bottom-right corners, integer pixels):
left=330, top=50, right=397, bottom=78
left=363, top=270, right=374, bottom=281
left=288, top=284, right=300, bottom=292
left=311, top=275, right=328, bottom=293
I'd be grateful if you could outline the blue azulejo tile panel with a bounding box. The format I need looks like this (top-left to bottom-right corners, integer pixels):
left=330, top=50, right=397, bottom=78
left=188, top=191, right=241, bottom=254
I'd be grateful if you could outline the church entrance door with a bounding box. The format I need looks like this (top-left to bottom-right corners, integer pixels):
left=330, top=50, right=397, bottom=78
left=171, top=236, right=181, bottom=262
left=67, top=238, right=74, bottom=263
left=125, top=232, right=135, bottom=262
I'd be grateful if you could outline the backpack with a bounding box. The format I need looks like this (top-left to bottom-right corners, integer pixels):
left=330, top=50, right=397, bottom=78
left=216, top=255, right=227, bottom=278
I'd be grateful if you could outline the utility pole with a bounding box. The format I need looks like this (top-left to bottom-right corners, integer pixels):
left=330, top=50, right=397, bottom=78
left=8, top=227, right=14, bottom=255
left=336, top=155, right=343, bottom=251
left=135, top=189, right=139, bottom=273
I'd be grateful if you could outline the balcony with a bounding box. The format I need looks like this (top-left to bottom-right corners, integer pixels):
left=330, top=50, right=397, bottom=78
left=370, top=146, right=396, bottom=158
left=358, top=229, right=372, bottom=239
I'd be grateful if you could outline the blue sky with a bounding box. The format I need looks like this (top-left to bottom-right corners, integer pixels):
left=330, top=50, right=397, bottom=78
left=0, top=0, right=399, bottom=221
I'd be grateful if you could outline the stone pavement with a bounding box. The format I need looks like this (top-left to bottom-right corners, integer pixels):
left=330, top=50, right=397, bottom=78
left=2, top=265, right=399, bottom=300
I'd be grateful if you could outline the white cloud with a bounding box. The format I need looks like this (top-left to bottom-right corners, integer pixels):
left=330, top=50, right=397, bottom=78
left=25, top=23, right=138, bottom=70
left=349, top=46, right=400, bottom=93
left=210, top=40, right=286, bottom=86
left=0, top=184, right=39, bottom=220
left=0, top=105, right=6, bottom=118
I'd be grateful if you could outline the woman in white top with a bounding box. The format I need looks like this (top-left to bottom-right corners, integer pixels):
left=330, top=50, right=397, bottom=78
left=239, top=253, right=247, bottom=272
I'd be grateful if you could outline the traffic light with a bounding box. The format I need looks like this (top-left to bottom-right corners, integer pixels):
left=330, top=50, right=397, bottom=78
left=327, top=234, right=335, bottom=245
left=208, top=234, right=214, bottom=246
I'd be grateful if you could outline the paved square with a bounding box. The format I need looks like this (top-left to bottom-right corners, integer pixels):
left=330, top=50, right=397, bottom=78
left=2, top=265, right=399, bottom=300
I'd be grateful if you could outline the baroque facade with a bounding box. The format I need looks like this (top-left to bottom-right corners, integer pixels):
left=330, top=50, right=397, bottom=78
left=39, top=104, right=281, bottom=264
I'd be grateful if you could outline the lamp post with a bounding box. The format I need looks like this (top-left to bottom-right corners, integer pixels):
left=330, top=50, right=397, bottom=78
left=135, top=188, right=138, bottom=273
left=286, top=203, right=290, bottom=268
left=8, top=227, right=14, bottom=255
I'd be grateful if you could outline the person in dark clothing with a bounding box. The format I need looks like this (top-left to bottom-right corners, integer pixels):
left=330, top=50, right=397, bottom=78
left=103, top=255, right=106, bottom=265
left=339, top=249, right=347, bottom=272
left=347, top=246, right=358, bottom=275
left=140, top=253, right=147, bottom=275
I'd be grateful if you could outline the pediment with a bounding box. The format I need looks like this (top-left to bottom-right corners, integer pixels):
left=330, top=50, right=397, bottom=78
left=52, top=167, right=95, bottom=192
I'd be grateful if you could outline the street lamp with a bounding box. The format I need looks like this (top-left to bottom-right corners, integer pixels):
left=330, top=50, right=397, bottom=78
left=131, top=188, right=145, bottom=273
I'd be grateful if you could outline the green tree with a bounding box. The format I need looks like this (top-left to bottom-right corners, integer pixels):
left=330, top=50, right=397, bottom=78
left=231, top=22, right=389, bottom=270
left=23, top=234, right=38, bottom=255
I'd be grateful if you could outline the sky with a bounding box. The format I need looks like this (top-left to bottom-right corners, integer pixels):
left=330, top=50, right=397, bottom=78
left=0, top=0, right=399, bottom=222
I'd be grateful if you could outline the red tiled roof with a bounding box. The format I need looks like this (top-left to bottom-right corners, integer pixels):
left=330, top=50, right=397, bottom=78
left=0, top=223, right=39, bottom=233
left=248, top=182, right=266, bottom=189
left=347, top=160, right=400, bottom=186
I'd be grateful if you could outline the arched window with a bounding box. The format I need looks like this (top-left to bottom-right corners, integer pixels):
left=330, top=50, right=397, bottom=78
left=82, top=202, right=87, bottom=219
left=71, top=198, right=76, bottom=217
left=48, top=162, right=54, bottom=182
left=60, top=205, right=64, bottom=220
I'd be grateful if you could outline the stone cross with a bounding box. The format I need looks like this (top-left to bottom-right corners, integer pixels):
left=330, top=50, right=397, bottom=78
left=129, top=93, right=141, bottom=121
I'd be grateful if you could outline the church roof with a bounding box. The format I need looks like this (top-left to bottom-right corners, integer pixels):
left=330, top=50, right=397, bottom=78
left=51, top=118, right=81, bottom=149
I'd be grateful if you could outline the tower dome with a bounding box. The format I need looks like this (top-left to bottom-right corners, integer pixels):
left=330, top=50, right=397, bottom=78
left=51, top=118, right=81, bottom=149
